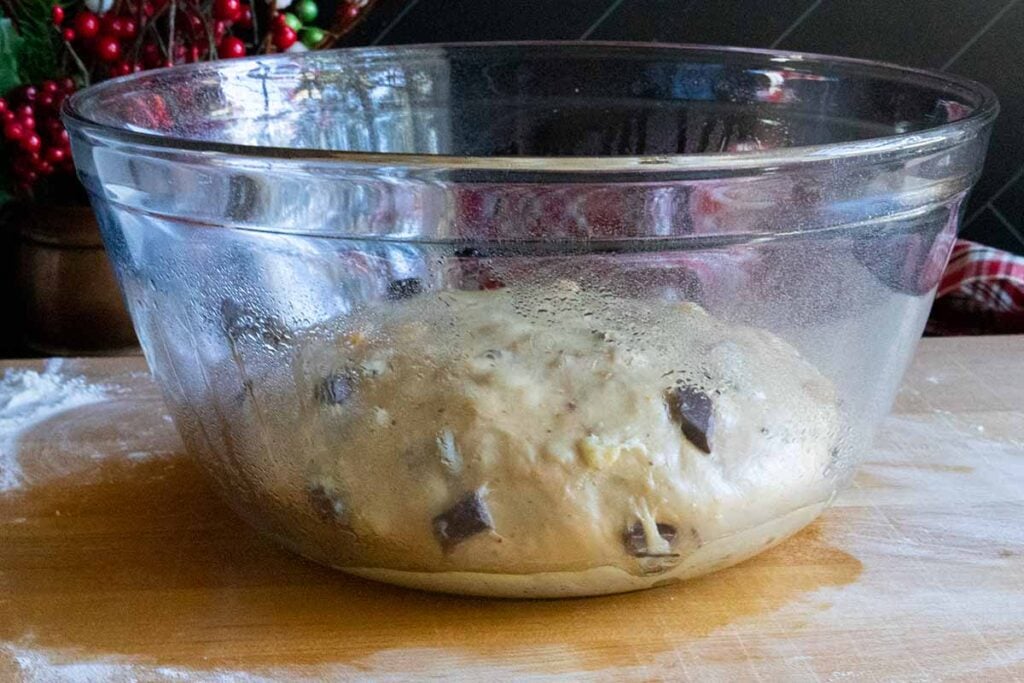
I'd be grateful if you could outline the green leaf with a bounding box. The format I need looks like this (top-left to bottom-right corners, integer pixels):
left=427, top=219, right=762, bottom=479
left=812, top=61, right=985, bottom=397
left=13, top=0, right=61, bottom=83
left=0, top=17, right=17, bottom=205
left=0, top=17, right=22, bottom=95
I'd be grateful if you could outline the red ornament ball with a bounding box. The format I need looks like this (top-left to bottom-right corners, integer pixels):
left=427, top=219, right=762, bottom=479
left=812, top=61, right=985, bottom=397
left=272, top=25, right=297, bottom=50
left=74, top=11, right=101, bottom=39
left=62, top=27, right=76, bottom=42
left=218, top=36, right=247, bottom=59
left=51, top=5, right=65, bottom=25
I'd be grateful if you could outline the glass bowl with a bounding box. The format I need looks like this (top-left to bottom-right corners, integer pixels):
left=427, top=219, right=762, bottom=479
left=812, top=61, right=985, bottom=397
left=64, top=42, right=996, bottom=598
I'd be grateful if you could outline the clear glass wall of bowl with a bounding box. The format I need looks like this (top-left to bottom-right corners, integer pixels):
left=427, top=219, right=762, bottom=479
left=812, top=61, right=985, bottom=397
left=65, top=44, right=995, bottom=595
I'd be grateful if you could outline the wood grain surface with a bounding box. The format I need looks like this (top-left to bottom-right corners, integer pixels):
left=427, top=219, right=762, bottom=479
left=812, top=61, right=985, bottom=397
left=1, top=337, right=1022, bottom=681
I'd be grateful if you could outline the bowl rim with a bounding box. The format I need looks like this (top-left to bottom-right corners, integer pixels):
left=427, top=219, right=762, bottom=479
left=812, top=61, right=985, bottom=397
left=63, top=40, right=999, bottom=174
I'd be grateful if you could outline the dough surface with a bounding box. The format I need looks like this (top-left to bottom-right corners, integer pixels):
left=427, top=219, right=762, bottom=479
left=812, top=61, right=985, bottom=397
left=278, top=281, right=840, bottom=597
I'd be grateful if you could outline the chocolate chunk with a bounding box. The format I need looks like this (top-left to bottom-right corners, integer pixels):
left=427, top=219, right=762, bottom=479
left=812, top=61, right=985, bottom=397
left=386, top=277, right=423, bottom=300
left=307, top=482, right=346, bottom=522
left=433, top=489, right=494, bottom=551
left=666, top=386, right=715, bottom=454
left=623, top=521, right=679, bottom=557
left=220, top=298, right=288, bottom=346
left=454, top=247, right=487, bottom=258
left=316, top=372, right=354, bottom=405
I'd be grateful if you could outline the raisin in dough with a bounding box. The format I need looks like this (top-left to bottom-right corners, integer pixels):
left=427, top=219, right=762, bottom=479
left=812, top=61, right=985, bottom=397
left=299, top=282, right=839, bottom=598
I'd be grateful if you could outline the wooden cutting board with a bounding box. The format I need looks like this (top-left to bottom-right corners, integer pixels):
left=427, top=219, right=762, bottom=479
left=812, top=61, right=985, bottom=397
left=1, top=337, right=1022, bottom=681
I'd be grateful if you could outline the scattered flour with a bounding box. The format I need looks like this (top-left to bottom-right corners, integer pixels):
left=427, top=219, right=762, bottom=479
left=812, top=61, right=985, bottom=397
left=3, top=643, right=270, bottom=682
left=0, top=363, right=109, bottom=494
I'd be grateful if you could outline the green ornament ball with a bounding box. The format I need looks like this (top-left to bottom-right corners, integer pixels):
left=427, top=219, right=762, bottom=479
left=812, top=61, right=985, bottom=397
left=282, top=12, right=303, bottom=31
left=294, top=0, right=319, bottom=24
left=301, top=26, right=326, bottom=48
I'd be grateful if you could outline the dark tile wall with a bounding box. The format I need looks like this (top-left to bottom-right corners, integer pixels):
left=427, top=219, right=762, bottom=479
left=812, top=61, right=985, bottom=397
left=339, top=0, right=1024, bottom=253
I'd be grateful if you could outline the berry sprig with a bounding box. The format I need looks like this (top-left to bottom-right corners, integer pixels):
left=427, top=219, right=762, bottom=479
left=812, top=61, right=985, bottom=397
left=0, top=78, right=76, bottom=195
left=1, top=0, right=380, bottom=201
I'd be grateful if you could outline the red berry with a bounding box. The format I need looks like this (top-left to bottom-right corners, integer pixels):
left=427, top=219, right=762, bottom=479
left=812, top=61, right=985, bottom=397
left=273, top=13, right=287, bottom=26
left=218, top=35, right=246, bottom=58
left=172, top=44, right=187, bottom=62
left=75, top=11, right=101, bottom=39
left=52, top=5, right=65, bottom=25
left=120, top=18, right=137, bottom=38
left=2, top=111, right=13, bottom=124
left=21, top=134, right=42, bottom=154
left=20, top=116, right=35, bottom=131
left=142, top=42, right=162, bottom=66
left=3, top=122, right=25, bottom=141
left=21, top=86, right=38, bottom=102
left=37, top=160, right=54, bottom=175
left=238, top=5, right=252, bottom=27
left=16, top=104, right=33, bottom=119
left=96, top=35, right=122, bottom=62
left=102, top=15, right=125, bottom=37
left=343, top=3, right=360, bottom=20
left=55, top=129, right=71, bottom=146
left=213, top=0, right=240, bottom=21
left=46, top=146, right=67, bottom=164
left=60, top=77, right=76, bottom=92
left=62, top=27, right=76, bottom=41
left=38, top=94, right=55, bottom=109
left=0, top=98, right=7, bottom=114
left=187, top=45, right=200, bottom=62
left=42, top=80, right=59, bottom=94
left=22, top=171, right=38, bottom=184
left=272, top=25, right=297, bottom=50
left=214, top=20, right=228, bottom=39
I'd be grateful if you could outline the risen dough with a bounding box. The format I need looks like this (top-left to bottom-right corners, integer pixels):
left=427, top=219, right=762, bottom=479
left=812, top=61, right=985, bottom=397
left=293, top=281, right=839, bottom=597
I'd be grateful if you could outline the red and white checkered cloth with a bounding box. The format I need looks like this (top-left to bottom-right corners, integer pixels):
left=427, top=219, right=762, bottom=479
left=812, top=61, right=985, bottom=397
left=927, top=239, right=1024, bottom=335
